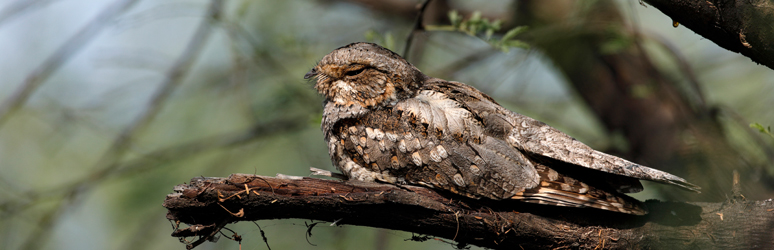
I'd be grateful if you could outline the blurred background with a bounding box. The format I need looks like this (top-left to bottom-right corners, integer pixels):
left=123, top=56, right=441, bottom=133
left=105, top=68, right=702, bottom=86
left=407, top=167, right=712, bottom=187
left=0, top=0, right=772, bottom=249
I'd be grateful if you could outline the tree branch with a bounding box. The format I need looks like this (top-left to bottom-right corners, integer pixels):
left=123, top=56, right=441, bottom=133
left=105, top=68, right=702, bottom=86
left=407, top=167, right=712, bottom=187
left=403, top=0, right=432, bottom=60
left=164, top=174, right=774, bottom=249
left=642, top=0, right=774, bottom=70
left=0, top=0, right=140, bottom=129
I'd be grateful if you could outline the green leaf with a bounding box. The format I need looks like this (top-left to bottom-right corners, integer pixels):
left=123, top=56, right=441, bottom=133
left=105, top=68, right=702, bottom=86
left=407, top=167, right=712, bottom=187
left=470, top=11, right=482, bottom=23
left=750, top=123, right=774, bottom=139
left=491, top=19, right=502, bottom=31
left=441, top=10, right=530, bottom=53
left=502, top=26, right=528, bottom=42
left=504, top=40, right=530, bottom=49
left=750, top=123, right=767, bottom=132
left=449, top=10, right=461, bottom=27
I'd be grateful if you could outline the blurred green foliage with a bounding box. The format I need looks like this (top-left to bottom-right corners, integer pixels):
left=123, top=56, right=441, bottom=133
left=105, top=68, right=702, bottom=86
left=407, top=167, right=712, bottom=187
left=427, top=10, right=528, bottom=52
left=750, top=123, right=774, bottom=139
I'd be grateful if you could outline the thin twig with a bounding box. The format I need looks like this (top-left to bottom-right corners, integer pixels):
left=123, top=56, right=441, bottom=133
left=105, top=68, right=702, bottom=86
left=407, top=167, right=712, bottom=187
left=0, top=0, right=140, bottom=129
left=0, top=117, right=304, bottom=222
left=402, top=0, right=432, bottom=61
left=89, top=0, right=222, bottom=173
left=13, top=1, right=224, bottom=249
left=187, top=220, right=230, bottom=250
left=252, top=222, right=272, bottom=250
left=639, top=30, right=707, bottom=110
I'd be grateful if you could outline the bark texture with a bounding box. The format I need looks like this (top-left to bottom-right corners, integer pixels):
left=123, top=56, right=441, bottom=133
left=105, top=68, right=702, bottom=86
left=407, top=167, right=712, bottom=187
left=644, top=0, right=774, bottom=70
left=165, top=174, right=774, bottom=249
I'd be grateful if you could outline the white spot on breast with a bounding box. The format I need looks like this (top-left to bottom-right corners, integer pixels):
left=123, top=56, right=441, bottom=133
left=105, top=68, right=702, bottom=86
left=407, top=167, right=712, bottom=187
left=378, top=140, right=386, bottom=151
left=398, top=140, right=407, bottom=153
left=411, top=152, right=422, bottom=166
left=469, top=165, right=480, bottom=175
left=342, top=160, right=357, bottom=172
left=340, top=159, right=394, bottom=183
left=410, top=138, right=421, bottom=151
left=348, top=126, right=358, bottom=134
left=327, top=137, right=337, bottom=154
left=435, top=145, right=448, bottom=158
left=366, top=127, right=375, bottom=139
left=453, top=174, right=465, bottom=187
left=386, top=132, right=398, bottom=142
left=373, top=129, right=384, bottom=140
left=429, top=150, right=441, bottom=162
left=390, top=156, right=400, bottom=168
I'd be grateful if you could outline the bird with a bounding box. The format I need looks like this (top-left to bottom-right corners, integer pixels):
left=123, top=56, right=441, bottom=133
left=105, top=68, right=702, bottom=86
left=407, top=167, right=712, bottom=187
left=304, top=42, right=699, bottom=215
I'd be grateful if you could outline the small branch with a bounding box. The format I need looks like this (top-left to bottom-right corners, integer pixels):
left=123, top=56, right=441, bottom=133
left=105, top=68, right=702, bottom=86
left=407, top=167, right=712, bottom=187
left=403, top=0, right=432, bottom=60
left=165, top=174, right=774, bottom=249
left=89, top=0, right=222, bottom=171
left=642, top=0, right=774, bottom=70
left=0, top=0, right=140, bottom=129
left=12, top=2, right=223, bottom=249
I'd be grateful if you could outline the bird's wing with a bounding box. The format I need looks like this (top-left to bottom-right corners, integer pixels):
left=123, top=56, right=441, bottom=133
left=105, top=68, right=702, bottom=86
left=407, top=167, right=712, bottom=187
left=503, top=111, right=699, bottom=192
left=331, top=87, right=541, bottom=200
left=428, top=79, right=700, bottom=193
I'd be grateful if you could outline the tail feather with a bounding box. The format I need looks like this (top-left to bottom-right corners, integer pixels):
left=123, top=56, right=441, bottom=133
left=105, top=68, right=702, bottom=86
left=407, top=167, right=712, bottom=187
left=511, top=164, right=648, bottom=215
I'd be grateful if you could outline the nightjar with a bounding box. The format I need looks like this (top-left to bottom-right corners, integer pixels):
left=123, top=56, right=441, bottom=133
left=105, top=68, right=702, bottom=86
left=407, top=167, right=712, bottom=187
left=305, top=42, right=699, bottom=215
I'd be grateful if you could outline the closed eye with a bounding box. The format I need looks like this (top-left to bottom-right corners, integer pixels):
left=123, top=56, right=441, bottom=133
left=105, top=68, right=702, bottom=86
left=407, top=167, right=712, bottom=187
left=345, top=67, right=366, bottom=76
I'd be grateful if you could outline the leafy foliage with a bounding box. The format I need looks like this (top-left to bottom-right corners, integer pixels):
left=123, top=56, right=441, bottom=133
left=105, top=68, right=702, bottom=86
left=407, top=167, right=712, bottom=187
left=427, top=10, right=529, bottom=52
left=750, top=123, right=774, bottom=139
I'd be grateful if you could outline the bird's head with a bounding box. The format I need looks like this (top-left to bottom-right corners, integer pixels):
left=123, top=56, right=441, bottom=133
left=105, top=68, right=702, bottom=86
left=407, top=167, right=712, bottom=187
left=305, top=42, right=426, bottom=108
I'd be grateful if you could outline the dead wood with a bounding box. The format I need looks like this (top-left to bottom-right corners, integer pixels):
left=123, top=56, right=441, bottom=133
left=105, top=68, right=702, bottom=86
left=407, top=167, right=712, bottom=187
left=164, top=174, right=774, bottom=249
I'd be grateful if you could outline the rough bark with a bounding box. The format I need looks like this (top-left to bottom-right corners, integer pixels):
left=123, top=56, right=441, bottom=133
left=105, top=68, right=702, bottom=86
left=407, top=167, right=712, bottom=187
left=164, top=174, right=774, bottom=250
left=643, top=0, right=774, bottom=70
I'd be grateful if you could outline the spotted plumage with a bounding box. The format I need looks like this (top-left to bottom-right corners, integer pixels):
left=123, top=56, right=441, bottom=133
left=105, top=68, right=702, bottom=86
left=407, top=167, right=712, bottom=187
left=305, top=42, right=699, bottom=215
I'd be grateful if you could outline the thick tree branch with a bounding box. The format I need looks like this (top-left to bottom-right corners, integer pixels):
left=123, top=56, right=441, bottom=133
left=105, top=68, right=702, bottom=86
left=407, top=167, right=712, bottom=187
left=165, top=174, right=774, bottom=249
left=642, top=0, right=774, bottom=70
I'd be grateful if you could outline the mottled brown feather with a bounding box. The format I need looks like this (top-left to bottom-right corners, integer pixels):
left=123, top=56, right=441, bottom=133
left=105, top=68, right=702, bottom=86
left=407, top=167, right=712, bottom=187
left=306, top=42, right=699, bottom=215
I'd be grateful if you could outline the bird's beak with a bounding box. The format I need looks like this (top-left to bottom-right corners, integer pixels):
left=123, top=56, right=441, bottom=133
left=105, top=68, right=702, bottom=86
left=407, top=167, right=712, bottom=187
left=304, top=68, right=318, bottom=79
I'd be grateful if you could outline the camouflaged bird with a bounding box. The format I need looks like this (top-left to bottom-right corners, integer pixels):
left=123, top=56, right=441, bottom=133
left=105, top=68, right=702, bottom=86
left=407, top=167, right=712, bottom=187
left=305, top=42, right=700, bottom=215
